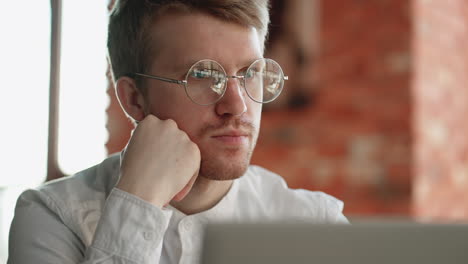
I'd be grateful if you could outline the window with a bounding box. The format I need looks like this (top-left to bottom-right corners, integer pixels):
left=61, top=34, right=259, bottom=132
left=0, top=1, right=109, bottom=261
left=58, top=0, right=108, bottom=175
left=0, top=1, right=50, bottom=261
left=0, top=2, right=50, bottom=187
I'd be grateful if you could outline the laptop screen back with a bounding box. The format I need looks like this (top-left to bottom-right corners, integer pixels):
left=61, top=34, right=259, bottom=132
left=201, top=222, right=468, bottom=264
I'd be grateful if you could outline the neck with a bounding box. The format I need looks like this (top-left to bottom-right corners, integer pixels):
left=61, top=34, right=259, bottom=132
left=170, top=177, right=233, bottom=215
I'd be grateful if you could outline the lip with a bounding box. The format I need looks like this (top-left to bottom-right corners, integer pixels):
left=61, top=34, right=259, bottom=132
left=211, top=130, right=249, bottom=145
left=211, top=130, right=248, bottom=137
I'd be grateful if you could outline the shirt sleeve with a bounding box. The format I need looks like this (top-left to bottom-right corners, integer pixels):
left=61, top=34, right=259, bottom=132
left=326, top=195, right=349, bottom=224
left=8, top=188, right=172, bottom=264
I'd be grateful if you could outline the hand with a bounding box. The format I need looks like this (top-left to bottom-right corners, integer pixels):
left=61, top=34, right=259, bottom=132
left=116, top=115, right=200, bottom=207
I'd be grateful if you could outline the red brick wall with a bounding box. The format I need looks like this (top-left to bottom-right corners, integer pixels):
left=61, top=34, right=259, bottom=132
left=106, top=0, right=413, bottom=217
left=253, top=0, right=412, bottom=217
left=413, top=0, right=468, bottom=221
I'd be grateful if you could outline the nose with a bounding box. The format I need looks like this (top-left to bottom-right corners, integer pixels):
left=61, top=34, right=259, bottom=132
left=215, top=77, right=247, bottom=117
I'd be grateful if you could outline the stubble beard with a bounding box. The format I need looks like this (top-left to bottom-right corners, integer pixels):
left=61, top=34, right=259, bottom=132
left=197, top=119, right=259, bottom=181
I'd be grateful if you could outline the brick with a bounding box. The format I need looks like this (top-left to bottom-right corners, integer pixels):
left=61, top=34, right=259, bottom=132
left=413, top=0, right=468, bottom=221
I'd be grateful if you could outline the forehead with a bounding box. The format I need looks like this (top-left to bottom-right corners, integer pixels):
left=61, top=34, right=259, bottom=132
left=148, top=12, right=263, bottom=73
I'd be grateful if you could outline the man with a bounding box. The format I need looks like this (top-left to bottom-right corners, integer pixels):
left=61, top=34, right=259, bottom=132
left=9, top=0, right=348, bottom=263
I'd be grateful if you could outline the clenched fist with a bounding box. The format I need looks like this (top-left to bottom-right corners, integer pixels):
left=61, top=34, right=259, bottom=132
left=116, top=115, right=200, bottom=207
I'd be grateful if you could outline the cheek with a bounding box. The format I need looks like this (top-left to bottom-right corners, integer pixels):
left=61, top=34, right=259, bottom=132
left=146, top=86, right=191, bottom=119
left=167, top=106, right=209, bottom=140
left=177, top=115, right=202, bottom=135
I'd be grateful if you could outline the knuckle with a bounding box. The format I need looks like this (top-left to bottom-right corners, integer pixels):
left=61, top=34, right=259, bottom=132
left=165, top=119, right=177, bottom=129
left=141, top=115, right=158, bottom=128
left=145, top=114, right=157, bottom=123
left=189, top=142, right=200, bottom=157
left=179, top=130, right=190, bottom=141
left=167, top=118, right=176, bottom=126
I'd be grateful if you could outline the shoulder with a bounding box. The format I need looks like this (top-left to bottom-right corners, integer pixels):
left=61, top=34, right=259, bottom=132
left=240, top=165, right=348, bottom=223
left=14, top=154, right=121, bottom=241
left=37, top=153, right=120, bottom=205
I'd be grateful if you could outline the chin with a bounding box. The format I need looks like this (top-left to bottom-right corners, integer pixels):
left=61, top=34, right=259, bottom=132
left=199, top=150, right=252, bottom=181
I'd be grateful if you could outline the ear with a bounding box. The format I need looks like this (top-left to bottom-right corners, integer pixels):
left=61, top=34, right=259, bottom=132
left=115, top=76, right=146, bottom=122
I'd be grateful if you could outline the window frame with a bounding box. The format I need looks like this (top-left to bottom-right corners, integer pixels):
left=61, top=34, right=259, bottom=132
left=47, top=0, right=64, bottom=181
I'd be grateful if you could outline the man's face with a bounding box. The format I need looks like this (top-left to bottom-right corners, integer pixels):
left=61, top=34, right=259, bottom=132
left=143, top=12, right=264, bottom=180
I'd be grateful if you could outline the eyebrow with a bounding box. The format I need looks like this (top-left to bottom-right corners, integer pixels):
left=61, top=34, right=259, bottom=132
left=173, top=59, right=200, bottom=73
left=155, top=59, right=195, bottom=78
left=236, top=57, right=263, bottom=68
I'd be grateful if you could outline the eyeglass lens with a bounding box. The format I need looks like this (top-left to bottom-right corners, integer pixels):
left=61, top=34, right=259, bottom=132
left=184, top=59, right=285, bottom=105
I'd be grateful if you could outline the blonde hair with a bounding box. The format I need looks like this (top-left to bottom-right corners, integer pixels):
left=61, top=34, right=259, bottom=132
left=107, top=0, right=270, bottom=85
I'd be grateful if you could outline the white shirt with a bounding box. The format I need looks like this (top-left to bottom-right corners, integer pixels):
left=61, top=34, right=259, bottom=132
left=8, top=153, right=348, bottom=263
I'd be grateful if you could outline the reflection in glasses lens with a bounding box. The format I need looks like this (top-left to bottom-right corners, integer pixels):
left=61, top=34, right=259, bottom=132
left=184, top=58, right=286, bottom=105
left=186, top=60, right=227, bottom=105
left=244, top=58, right=285, bottom=103
left=134, top=59, right=287, bottom=106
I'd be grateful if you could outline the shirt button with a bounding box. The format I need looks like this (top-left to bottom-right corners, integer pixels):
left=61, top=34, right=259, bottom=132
left=143, top=231, right=154, bottom=241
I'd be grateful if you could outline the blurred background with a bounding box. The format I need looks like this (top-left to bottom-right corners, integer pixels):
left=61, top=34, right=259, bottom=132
left=2, top=0, right=468, bottom=262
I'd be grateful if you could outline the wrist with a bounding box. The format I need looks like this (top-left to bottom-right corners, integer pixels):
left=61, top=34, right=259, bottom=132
left=115, top=183, right=167, bottom=208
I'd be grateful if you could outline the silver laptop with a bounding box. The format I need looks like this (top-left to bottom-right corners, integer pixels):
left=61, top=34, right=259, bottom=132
left=201, top=222, right=468, bottom=264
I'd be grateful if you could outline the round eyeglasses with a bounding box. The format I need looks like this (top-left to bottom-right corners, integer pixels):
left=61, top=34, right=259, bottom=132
left=134, top=58, right=288, bottom=106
